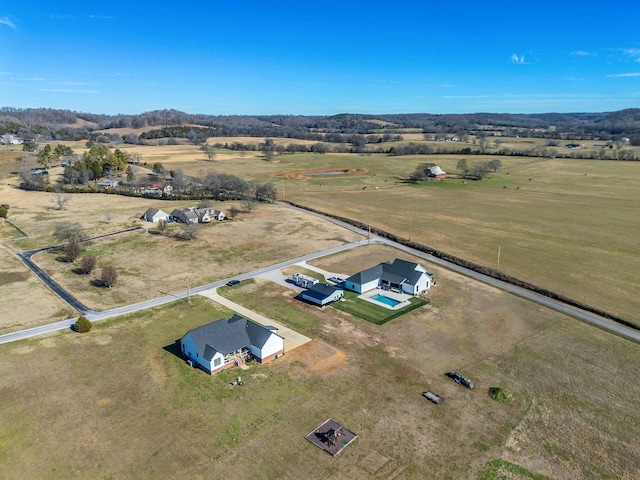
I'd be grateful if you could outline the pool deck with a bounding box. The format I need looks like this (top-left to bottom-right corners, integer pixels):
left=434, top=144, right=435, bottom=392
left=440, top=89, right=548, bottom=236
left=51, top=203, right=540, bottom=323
left=359, top=288, right=412, bottom=310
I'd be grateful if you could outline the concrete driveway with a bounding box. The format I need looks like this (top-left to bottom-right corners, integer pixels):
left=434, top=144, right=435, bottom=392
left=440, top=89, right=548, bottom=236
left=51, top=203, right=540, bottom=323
left=198, top=288, right=311, bottom=352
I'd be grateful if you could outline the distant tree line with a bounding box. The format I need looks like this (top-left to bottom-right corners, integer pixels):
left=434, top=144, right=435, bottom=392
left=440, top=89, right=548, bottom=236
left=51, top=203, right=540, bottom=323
left=4, top=107, right=640, bottom=146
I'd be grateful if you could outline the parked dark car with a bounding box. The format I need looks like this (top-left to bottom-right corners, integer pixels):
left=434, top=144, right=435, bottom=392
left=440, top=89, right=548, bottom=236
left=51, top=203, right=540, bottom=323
left=226, top=279, right=241, bottom=287
left=422, top=391, right=444, bottom=404
left=445, top=372, right=474, bottom=389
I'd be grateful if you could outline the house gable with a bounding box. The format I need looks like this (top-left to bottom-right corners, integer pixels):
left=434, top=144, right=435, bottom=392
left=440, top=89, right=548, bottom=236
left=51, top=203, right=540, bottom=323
left=345, top=258, right=433, bottom=295
left=180, top=315, right=284, bottom=374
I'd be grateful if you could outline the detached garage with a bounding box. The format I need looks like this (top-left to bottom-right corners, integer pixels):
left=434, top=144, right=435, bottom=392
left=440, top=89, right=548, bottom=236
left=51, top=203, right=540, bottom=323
left=300, top=283, right=344, bottom=307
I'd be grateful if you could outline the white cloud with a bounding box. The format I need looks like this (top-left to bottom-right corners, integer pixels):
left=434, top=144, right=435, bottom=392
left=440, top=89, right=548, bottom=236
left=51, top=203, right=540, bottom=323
left=511, top=54, right=525, bottom=64
left=570, top=50, right=594, bottom=57
left=41, top=88, right=99, bottom=94
left=0, top=17, right=16, bottom=28
left=607, top=72, right=640, bottom=77
left=618, top=48, right=640, bottom=62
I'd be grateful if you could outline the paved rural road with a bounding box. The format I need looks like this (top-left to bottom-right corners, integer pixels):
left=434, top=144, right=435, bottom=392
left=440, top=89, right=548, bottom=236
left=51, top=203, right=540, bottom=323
left=279, top=202, right=640, bottom=343
left=2, top=210, right=639, bottom=345
left=0, top=238, right=369, bottom=345
left=14, top=227, right=142, bottom=315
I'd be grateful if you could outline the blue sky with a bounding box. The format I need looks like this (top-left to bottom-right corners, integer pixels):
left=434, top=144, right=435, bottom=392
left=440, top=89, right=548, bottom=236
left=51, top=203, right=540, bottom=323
left=1, top=1, right=639, bottom=115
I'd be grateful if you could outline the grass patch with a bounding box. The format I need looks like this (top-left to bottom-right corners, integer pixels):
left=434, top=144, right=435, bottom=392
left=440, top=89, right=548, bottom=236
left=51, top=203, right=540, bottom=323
left=332, top=291, right=427, bottom=325
left=218, top=280, right=322, bottom=334
left=488, top=387, right=514, bottom=403
left=477, top=460, right=551, bottom=480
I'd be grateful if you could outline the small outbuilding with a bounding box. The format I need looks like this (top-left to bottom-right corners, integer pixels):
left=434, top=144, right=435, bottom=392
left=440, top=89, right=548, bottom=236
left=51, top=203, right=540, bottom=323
left=427, top=165, right=446, bottom=179
left=300, top=283, right=344, bottom=307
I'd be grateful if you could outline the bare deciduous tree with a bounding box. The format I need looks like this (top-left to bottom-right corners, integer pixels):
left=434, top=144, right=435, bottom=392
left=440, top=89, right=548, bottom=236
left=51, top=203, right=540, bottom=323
left=64, top=242, right=82, bottom=262
left=81, top=255, right=97, bottom=274
left=157, top=218, right=168, bottom=235
left=181, top=222, right=200, bottom=240
left=52, top=188, right=71, bottom=210
left=242, top=194, right=257, bottom=213
left=100, top=266, right=118, bottom=288
left=228, top=205, right=240, bottom=220
left=53, top=222, right=86, bottom=245
left=201, top=144, right=217, bottom=161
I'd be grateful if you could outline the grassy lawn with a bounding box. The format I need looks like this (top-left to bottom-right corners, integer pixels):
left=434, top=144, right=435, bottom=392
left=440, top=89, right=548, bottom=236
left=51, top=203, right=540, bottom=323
left=218, top=279, right=323, bottom=335
left=332, top=291, right=427, bottom=325
left=1, top=260, right=638, bottom=478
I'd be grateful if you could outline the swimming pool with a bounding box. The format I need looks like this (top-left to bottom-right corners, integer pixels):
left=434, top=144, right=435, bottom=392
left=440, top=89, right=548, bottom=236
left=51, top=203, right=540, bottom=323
left=371, top=293, right=401, bottom=307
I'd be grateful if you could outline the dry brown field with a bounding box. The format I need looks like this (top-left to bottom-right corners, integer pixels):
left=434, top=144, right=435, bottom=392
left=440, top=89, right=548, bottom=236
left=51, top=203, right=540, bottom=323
left=0, top=244, right=637, bottom=479
left=0, top=180, right=360, bottom=325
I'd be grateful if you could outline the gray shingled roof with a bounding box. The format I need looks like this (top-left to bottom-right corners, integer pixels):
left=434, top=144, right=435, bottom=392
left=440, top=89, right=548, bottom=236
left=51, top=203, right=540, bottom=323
left=346, top=259, right=427, bottom=287
left=303, top=283, right=343, bottom=301
left=141, top=207, right=161, bottom=220
left=183, top=314, right=279, bottom=359
left=345, top=264, right=384, bottom=285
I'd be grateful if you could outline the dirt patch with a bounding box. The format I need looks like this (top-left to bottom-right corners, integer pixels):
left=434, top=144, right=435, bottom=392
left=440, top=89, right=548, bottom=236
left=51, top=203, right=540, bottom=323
left=285, top=339, right=346, bottom=372
left=277, top=167, right=370, bottom=180
left=0, top=184, right=361, bottom=320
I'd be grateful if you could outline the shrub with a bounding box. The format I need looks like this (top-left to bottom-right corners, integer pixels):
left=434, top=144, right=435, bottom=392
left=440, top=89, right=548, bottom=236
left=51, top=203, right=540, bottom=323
left=80, top=255, right=97, bottom=274
left=64, top=242, right=82, bottom=262
left=100, top=265, right=118, bottom=287
left=74, top=315, right=92, bottom=333
left=488, top=387, right=514, bottom=403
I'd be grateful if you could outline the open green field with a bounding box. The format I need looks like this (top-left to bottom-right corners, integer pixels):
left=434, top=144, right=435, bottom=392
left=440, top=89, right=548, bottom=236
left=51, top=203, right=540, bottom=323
left=1, top=244, right=637, bottom=479
left=266, top=154, right=639, bottom=323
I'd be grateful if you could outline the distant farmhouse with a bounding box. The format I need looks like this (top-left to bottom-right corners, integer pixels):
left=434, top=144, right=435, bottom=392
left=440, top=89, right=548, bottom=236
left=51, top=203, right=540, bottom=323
left=144, top=184, right=173, bottom=197
left=344, top=259, right=434, bottom=296
left=1, top=134, right=23, bottom=145
left=171, top=208, right=199, bottom=224
left=97, top=179, right=119, bottom=189
left=140, top=207, right=170, bottom=223
left=427, top=165, right=446, bottom=179
left=181, top=314, right=284, bottom=375
left=170, top=207, right=225, bottom=224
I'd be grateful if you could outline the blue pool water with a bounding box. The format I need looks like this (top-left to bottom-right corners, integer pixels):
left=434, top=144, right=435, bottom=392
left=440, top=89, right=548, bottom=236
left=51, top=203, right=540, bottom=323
left=371, top=293, right=401, bottom=307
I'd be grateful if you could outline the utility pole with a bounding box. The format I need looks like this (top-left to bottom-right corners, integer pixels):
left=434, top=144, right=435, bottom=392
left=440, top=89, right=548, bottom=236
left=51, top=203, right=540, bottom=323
left=184, top=272, right=191, bottom=303
left=497, top=246, right=501, bottom=272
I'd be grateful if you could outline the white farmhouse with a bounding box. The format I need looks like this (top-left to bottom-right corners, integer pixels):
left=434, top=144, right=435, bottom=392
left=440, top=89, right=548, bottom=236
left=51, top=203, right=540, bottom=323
left=344, top=259, right=434, bottom=296
left=180, top=315, right=284, bottom=375
left=140, top=207, right=170, bottom=223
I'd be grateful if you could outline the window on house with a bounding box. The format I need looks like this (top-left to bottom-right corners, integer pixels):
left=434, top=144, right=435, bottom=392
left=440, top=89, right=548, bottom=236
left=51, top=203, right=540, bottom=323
left=214, top=357, right=221, bottom=367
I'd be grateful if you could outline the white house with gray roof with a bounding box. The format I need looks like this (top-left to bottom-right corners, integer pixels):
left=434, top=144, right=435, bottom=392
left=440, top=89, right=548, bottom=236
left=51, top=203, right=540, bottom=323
left=140, top=207, right=170, bottom=223
left=180, top=314, right=284, bottom=374
left=344, top=259, right=433, bottom=296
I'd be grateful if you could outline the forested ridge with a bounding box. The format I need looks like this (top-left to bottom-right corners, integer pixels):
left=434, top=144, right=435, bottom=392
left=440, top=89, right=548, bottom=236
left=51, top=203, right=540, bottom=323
left=2, top=107, right=640, bottom=145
